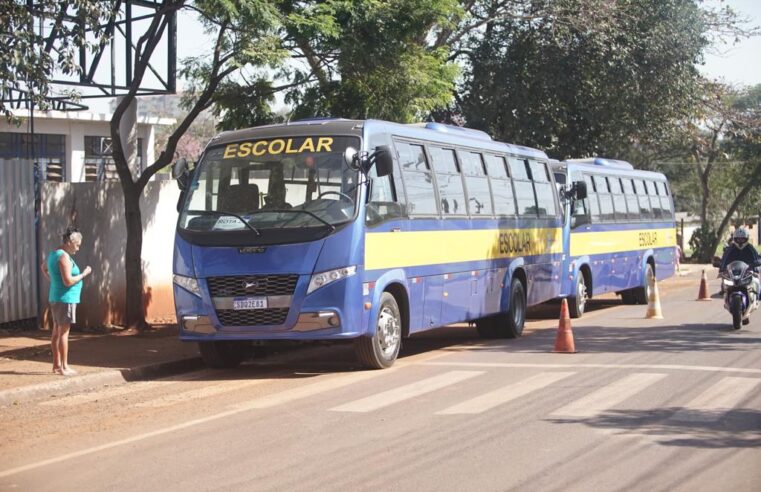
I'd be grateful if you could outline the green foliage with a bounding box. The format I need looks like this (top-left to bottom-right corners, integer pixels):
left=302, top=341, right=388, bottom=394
left=459, top=0, right=709, bottom=158
left=688, top=224, right=717, bottom=262
left=0, top=1, right=111, bottom=121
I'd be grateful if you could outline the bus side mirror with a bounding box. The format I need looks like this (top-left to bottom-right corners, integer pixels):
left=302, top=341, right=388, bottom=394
left=173, top=158, right=189, bottom=191
left=373, top=145, right=393, bottom=177
left=573, top=181, right=587, bottom=200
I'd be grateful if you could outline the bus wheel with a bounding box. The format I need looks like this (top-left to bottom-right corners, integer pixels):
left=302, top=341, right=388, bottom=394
left=355, top=292, right=402, bottom=369
left=568, top=275, right=587, bottom=318
left=633, top=263, right=654, bottom=305
left=620, top=290, right=636, bottom=304
left=198, top=341, right=252, bottom=369
left=504, top=278, right=526, bottom=338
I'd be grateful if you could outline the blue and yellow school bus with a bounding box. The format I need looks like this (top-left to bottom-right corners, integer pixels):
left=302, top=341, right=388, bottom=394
left=172, top=119, right=563, bottom=369
left=551, top=158, right=677, bottom=317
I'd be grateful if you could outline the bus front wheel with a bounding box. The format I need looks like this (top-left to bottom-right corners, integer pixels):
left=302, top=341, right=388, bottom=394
left=504, top=278, right=526, bottom=338
left=355, top=292, right=402, bottom=369
left=198, top=341, right=252, bottom=369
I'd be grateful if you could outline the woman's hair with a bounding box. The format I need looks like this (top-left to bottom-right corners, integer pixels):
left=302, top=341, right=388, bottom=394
left=62, top=226, right=82, bottom=243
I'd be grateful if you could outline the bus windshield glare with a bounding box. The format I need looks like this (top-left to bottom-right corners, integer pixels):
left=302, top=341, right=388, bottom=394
left=179, top=136, right=361, bottom=233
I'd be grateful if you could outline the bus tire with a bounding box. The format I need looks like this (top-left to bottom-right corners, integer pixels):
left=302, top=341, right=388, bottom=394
left=620, top=290, right=636, bottom=304
left=568, top=274, right=587, bottom=318
left=355, top=292, right=402, bottom=369
left=198, top=341, right=251, bottom=369
left=504, top=278, right=526, bottom=339
left=633, top=263, right=654, bottom=305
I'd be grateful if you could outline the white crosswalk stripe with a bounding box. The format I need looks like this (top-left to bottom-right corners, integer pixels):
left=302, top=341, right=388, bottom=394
left=551, top=373, right=667, bottom=418
left=134, top=378, right=272, bottom=408
left=330, top=370, right=483, bottom=413
left=670, top=376, right=761, bottom=423
left=437, top=371, right=576, bottom=415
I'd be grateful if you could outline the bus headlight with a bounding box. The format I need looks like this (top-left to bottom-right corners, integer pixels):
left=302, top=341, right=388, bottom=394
left=173, top=274, right=202, bottom=297
left=308, top=266, right=357, bottom=294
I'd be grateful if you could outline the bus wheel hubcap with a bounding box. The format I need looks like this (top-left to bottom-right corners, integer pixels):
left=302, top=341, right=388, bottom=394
left=378, top=307, right=400, bottom=356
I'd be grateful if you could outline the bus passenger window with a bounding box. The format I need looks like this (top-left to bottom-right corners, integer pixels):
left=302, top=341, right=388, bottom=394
left=622, top=178, right=639, bottom=221
left=486, top=155, right=516, bottom=216
left=594, top=175, right=614, bottom=222
left=510, top=157, right=537, bottom=216
left=657, top=181, right=673, bottom=218
left=529, top=160, right=557, bottom=217
left=646, top=180, right=662, bottom=219
left=460, top=151, right=493, bottom=216
left=584, top=175, right=601, bottom=222
left=430, top=146, right=466, bottom=216
left=609, top=176, right=628, bottom=221
left=396, top=141, right=438, bottom=216
left=634, top=179, right=653, bottom=218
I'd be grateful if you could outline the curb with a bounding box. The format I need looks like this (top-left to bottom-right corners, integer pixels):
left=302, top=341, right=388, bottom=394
left=0, top=356, right=204, bottom=407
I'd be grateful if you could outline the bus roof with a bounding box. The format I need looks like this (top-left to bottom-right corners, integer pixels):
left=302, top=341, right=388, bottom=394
left=207, top=118, right=549, bottom=160
left=553, top=158, right=668, bottom=180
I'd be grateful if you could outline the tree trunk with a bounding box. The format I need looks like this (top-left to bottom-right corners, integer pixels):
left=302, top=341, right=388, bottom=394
left=123, top=185, right=147, bottom=330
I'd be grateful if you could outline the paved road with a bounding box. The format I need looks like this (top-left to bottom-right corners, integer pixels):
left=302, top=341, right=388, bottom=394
left=1, top=273, right=759, bottom=491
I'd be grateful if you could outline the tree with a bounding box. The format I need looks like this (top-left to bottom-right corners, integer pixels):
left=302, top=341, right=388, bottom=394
left=0, top=1, right=111, bottom=120
left=458, top=0, right=716, bottom=159
left=110, top=0, right=285, bottom=329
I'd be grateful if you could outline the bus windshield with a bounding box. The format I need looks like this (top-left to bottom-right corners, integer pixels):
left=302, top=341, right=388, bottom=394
left=179, top=136, right=361, bottom=233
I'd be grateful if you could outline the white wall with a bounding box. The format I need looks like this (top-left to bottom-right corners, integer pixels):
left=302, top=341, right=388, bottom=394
left=38, top=181, right=181, bottom=327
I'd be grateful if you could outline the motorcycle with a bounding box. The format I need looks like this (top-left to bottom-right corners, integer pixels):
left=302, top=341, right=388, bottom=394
left=720, top=260, right=761, bottom=330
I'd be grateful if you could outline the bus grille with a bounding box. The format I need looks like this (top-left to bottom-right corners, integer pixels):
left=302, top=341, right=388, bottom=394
left=206, top=274, right=299, bottom=297
left=215, top=308, right=290, bottom=327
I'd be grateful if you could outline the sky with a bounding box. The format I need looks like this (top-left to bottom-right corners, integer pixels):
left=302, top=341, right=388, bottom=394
left=84, top=0, right=761, bottom=114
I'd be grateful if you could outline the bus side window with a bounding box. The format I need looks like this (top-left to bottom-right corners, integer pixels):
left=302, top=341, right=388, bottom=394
left=529, top=160, right=557, bottom=217
left=594, top=175, right=614, bottom=222
left=657, top=181, right=673, bottom=218
left=584, top=174, right=601, bottom=223
left=646, top=180, right=662, bottom=219
left=609, top=176, right=627, bottom=221
left=485, top=154, right=517, bottom=216
left=634, top=179, right=652, bottom=219
left=460, top=151, right=493, bottom=216
left=622, top=178, right=639, bottom=221
left=509, top=157, right=537, bottom=216
left=429, top=146, right=466, bottom=216
left=396, top=141, right=438, bottom=216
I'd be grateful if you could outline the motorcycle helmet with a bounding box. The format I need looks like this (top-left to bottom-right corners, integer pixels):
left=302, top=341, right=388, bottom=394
left=733, top=227, right=750, bottom=249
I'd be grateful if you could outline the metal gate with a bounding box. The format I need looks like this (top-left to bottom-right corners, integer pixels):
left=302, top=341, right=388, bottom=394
left=0, top=158, right=38, bottom=324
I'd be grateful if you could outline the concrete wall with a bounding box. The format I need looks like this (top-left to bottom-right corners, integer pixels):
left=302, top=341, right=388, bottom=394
left=38, top=181, right=181, bottom=327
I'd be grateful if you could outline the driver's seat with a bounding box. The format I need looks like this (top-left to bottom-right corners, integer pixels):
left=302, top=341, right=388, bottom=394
left=218, top=183, right=259, bottom=214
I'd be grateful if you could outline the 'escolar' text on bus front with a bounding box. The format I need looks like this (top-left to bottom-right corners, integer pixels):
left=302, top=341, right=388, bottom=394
left=223, top=137, right=334, bottom=159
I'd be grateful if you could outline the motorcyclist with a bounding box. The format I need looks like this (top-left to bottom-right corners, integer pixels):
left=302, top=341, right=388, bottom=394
left=719, top=227, right=761, bottom=302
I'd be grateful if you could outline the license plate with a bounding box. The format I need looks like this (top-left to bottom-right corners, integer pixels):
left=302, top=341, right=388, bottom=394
left=232, top=297, right=268, bottom=310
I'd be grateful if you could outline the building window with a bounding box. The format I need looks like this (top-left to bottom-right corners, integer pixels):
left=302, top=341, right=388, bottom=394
left=0, top=132, right=66, bottom=181
left=84, top=136, right=143, bottom=181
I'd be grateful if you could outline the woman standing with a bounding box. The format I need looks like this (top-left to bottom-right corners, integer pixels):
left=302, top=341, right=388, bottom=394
left=41, top=227, right=92, bottom=376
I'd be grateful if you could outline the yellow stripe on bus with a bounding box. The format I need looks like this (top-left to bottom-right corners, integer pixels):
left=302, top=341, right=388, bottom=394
left=365, top=228, right=563, bottom=271
left=570, top=228, right=676, bottom=257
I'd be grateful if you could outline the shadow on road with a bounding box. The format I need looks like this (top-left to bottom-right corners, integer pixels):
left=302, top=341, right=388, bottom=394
left=548, top=408, right=761, bottom=448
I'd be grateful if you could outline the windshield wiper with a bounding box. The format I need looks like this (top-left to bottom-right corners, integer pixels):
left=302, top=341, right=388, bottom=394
left=186, top=210, right=261, bottom=236
left=249, top=209, right=336, bottom=231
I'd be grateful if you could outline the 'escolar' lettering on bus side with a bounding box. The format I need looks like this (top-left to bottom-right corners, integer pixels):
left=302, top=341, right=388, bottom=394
left=223, top=137, right=335, bottom=159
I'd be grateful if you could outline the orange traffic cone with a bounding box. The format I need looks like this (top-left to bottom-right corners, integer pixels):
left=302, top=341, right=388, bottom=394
left=553, top=299, right=577, bottom=353
left=697, top=269, right=711, bottom=301
left=645, top=274, right=663, bottom=319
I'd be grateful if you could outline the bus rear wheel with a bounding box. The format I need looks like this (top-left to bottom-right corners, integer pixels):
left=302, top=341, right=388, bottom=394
left=198, top=341, right=252, bottom=369
left=355, top=292, right=402, bottom=369
left=568, top=274, right=587, bottom=318
left=632, top=263, right=654, bottom=305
